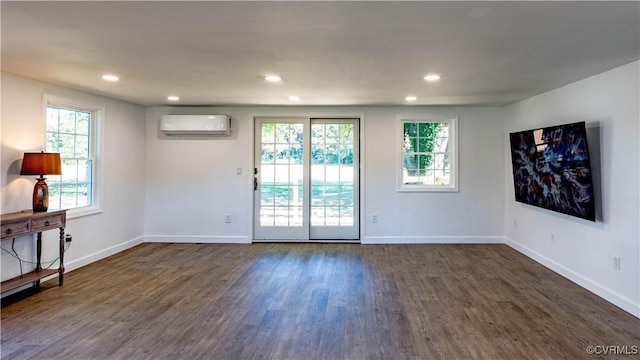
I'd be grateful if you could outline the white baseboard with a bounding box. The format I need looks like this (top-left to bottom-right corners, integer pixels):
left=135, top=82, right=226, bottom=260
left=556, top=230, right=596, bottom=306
left=65, top=236, right=144, bottom=272
left=504, top=237, right=640, bottom=319
left=144, top=235, right=251, bottom=244
left=362, top=235, right=505, bottom=244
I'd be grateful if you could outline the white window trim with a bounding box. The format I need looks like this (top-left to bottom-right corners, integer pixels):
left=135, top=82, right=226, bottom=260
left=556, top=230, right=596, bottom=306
left=43, top=94, right=104, bottom=219
left=397, top=115, right=459, bottom=192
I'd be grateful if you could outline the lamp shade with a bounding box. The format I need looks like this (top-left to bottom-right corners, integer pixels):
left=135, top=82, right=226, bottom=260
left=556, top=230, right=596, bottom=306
left=20, top=152, right=61, bottom=176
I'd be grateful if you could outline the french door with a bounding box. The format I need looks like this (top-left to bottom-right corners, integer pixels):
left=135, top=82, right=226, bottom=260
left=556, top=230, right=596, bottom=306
left=253, top=118, right=359, bottom=241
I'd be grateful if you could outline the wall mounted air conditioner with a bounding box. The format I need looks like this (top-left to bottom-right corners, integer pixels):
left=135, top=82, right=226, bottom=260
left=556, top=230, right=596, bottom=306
left=160, top=115, right=231, bottom=136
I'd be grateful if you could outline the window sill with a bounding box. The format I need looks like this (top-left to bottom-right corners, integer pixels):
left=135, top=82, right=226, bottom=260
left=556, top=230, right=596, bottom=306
left=398, top=185, right=459, bottom=193
left=64, top=206, right=103, bottom=220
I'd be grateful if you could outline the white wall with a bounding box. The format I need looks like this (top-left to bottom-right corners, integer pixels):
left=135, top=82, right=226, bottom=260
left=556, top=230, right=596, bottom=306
left=363, top=107, right=505, bottom=243
left=1, top=73, right=147, bottom=291
left=503, top=61, right=640, bottom=317
left=144, top=106, right=505, bottom=244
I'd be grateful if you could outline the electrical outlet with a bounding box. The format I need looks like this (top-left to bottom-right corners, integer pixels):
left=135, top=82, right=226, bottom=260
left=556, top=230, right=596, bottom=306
left=225, top=214, right=232, bottom=223
left=550, top=233, right=555, bottom=243
left=236, top=168, right=242, bottom=175
left=513, top=218, right=517, bottom=227
left=613, top=256, right=621, bottom=270
left=372, top=214, right=379, bottom=223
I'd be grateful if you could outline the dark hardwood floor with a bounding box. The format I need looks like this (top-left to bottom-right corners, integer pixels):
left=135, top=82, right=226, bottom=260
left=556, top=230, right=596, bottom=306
left=1, top=243, right=638, bottom=359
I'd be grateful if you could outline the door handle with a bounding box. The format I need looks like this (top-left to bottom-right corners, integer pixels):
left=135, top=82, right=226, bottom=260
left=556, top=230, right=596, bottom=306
left=254, top=177, right=258, bottom=191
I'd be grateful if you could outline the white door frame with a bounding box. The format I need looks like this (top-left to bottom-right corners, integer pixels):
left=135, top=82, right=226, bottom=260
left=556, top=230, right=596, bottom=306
left=252, top=116, right=362, bottom=242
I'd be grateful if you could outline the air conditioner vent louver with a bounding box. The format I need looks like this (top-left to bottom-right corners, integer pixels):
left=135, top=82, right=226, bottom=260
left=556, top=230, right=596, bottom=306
left=160, top=115, right=231, bottom=136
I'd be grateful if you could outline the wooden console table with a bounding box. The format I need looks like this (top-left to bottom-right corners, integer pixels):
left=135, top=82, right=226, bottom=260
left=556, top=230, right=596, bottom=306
left=1, top=209, right=66, bottom=293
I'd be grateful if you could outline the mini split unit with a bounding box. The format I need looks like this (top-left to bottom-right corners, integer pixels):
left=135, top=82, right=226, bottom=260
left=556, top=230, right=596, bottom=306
left=160, top=115, right=231, bottom=136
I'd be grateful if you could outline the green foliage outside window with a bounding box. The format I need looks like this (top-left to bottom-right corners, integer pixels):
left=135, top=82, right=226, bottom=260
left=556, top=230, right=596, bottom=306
left=403, top=122, right=444, bottom=176
left=261, top=123, right=354, bottom=165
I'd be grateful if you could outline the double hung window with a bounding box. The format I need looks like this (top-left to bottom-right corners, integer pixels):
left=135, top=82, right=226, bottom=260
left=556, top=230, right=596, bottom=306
left=399, top=116, right=458, bottom=192
left=44, top=96, right=101, bottom=215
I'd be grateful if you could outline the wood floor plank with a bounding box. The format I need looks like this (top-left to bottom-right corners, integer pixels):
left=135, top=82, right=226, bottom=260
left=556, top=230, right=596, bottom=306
left=2, top=243, right=639, bottom=359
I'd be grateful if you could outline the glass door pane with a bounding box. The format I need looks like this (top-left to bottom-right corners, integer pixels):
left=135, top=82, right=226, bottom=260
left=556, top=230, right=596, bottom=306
left=260, top=123, right=304, bottom=226
left=310, top=119, right=359, bottom=240
left=254, top=119, right=309, bottom=240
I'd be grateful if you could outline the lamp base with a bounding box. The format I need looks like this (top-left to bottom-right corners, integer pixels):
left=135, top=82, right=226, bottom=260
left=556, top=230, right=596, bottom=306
left=32, top=177, right=49, bottom=212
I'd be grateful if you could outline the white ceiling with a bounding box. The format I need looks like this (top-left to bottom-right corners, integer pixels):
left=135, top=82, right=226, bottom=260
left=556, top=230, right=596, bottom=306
left=1, top=1, right=638, bottom=107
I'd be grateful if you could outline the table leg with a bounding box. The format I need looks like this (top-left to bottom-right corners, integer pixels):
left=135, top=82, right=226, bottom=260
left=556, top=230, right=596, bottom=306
left=59, top=227, right=65, bottom=286
left=36, top=232, right=42, bottom=272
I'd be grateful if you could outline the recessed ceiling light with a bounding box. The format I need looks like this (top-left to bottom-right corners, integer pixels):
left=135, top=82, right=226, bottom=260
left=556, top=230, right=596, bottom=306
left=167, top=96, right=180, bottom=101
left=405, top=96, right=417, bottom=101
left=424, top=74, right=441, bottom=82
left=101, top=74, right=119, bottom=82
left=289, top=95, right=300, bottom=101
left=265, top=75, right=282, bottom=82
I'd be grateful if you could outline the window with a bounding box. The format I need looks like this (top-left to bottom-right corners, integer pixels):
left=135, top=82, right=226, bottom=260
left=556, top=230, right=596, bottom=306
left=398, top=116, right=458, bottom=192
left=44, top=95, right=102, bottom=216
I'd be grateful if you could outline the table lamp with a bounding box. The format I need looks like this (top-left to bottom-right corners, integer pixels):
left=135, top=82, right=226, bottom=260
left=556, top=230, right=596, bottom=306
left=20, top=152, right=61, bottom=212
